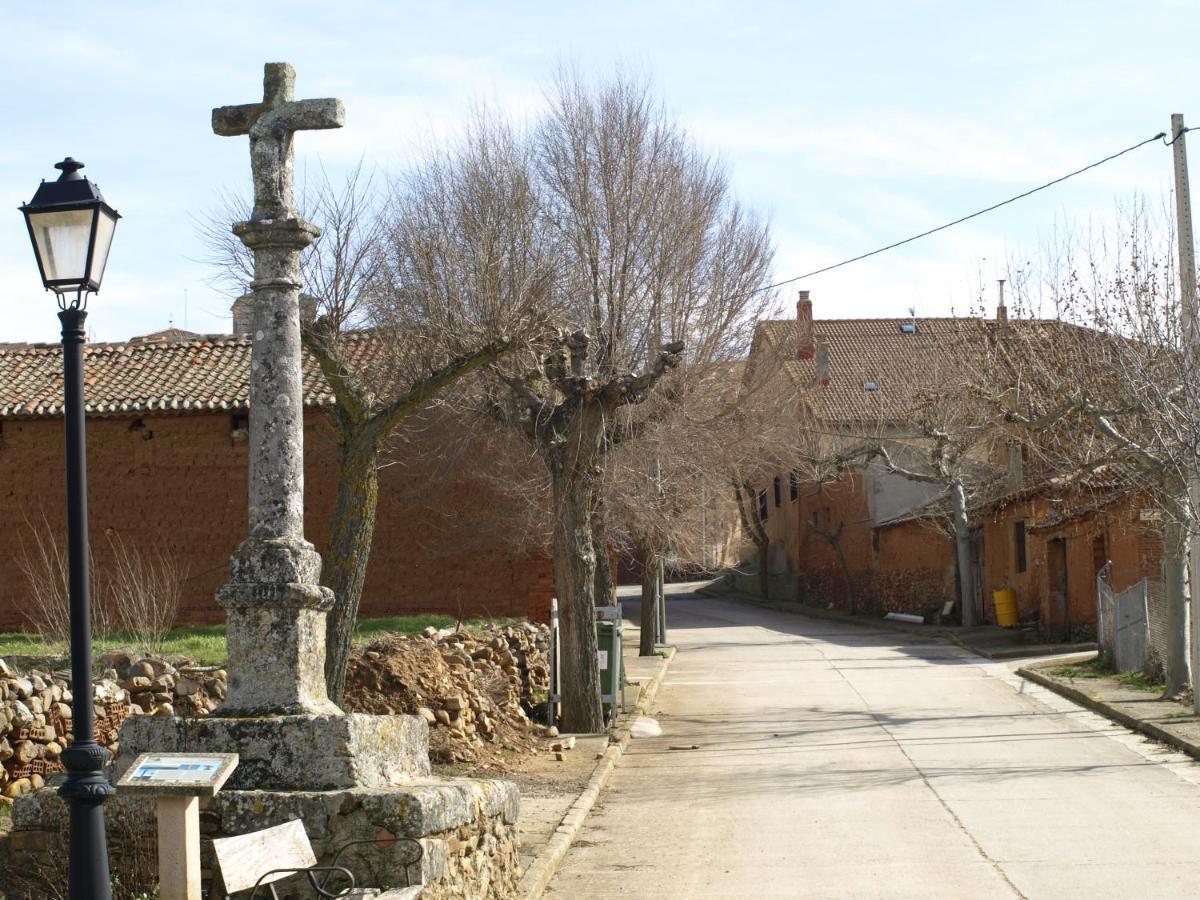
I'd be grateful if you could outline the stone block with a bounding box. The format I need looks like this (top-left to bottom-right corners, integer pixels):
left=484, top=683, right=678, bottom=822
left=115, top=712, right=431, bottom=791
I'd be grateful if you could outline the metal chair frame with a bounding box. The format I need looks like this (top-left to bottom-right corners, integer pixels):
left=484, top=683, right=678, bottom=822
left=219, top=833, right=424, bottom=900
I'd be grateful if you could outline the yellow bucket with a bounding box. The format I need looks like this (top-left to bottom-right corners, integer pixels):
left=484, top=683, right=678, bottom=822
left=993, top=588, right=1019, bottom=627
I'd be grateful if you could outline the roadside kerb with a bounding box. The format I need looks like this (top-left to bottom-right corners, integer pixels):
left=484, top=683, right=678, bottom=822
left=703, top=585, right=1096, bottom=660
left=1017, top=661, right=1200, bottom=764
left=518, top=646, right=677, bottom=900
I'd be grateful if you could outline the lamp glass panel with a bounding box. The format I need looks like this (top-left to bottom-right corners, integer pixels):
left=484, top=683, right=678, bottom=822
left=89, top=209, right=117, bottom=288
left=29, top=208, right=94, bottom=284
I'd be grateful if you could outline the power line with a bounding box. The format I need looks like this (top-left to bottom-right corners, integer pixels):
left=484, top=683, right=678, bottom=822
left=760, top=130, right=1170, bottom=293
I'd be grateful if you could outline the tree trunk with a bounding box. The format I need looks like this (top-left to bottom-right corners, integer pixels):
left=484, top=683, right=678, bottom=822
left=638, top=542, right=658, bottom=656
left=1164, top=516, right=1189, bottom=698
left=951, top=478, right=976, bottom=627
left=733, top=481, right=769, bottom=597
left=323, top=426, right=381, bottom=706
left=758, top=544, right=769, bottom=597
left=833, top=542, right=854, bottom=614
left=592, top=497, right=615, bottom=607
left=547, top=413, right=605, bottom=733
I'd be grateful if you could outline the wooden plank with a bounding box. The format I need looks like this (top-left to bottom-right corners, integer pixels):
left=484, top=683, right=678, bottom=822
left=212, top=819, right=317, bottom=893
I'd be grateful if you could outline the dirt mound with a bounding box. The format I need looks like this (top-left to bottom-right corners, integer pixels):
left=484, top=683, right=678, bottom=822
left=345, top=622, right=552, bottom=768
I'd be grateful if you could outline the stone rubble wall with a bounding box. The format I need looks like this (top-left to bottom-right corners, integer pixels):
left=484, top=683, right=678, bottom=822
left=7, top=777, right=521, bottom=899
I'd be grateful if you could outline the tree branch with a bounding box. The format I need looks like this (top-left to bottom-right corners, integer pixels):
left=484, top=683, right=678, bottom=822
left=375, top=338, right=513, bottom=437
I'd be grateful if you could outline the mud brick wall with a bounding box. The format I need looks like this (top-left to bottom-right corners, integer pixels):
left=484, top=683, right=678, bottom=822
left=0, top=409, right=554, bottom=630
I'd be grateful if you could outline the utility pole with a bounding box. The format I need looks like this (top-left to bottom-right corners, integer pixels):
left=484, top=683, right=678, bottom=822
left=1170, top=113, right=1200, bottom=714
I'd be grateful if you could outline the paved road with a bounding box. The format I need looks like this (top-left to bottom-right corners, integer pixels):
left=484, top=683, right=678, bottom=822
left=545, top=587, right=1200, bottom=899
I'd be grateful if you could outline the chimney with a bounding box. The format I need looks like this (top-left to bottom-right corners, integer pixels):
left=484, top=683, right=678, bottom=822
left=996, top=279, right=1008, bottom=335
left=797, top=290, right=814, bottom=360
left=231, top=293, right=254, bottom=336
left=300, top=293, right=318, bottom=325
left=815, top=336, right=831, bottom=386
left=233, top=292, right=319, bottom=336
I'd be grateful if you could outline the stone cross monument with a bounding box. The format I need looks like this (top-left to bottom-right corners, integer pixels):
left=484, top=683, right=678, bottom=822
left=91, top=66, right=522, bottom=896
left=118, top=63, right=430, bottom=794
left=210, top=63, right=343, bottom=716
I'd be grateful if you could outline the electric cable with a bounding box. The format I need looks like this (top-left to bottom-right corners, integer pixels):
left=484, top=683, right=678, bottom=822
left=758, top=131, right=1171, bottom=293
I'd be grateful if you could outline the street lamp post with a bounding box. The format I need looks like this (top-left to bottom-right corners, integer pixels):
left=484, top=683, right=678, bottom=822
left=19, top=157, right=120, bottom=900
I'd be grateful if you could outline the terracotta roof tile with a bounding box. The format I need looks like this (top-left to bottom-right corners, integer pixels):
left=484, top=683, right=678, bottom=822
left=752, top=316, right=1063, bottom=424
left=0, top=332, right=382, bottom=419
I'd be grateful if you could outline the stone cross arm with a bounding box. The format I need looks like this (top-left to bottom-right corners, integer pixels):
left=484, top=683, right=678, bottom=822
left=212, top=96, right=344, bottom=137
left=212, top=63, right=344, bottom=137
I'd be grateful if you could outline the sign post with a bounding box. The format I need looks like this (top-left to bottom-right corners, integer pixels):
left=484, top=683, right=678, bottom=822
left=117, top=752, right=239, bottom=900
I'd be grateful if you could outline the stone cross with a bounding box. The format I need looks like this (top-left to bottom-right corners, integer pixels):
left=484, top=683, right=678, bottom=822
left=213, top=63, right=343, bottom=221
left=211, top=63, right=343, bottom=716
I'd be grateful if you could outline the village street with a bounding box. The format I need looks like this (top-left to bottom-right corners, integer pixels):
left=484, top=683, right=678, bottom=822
left=546, top=585, right=1200, bottom=899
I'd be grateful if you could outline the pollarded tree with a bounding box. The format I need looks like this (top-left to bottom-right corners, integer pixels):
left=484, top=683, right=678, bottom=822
left=393, top=70, right=774, bottom=730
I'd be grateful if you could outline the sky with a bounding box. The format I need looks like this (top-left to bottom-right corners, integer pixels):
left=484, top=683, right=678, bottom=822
left=1, top=0, right=1194, bottom=343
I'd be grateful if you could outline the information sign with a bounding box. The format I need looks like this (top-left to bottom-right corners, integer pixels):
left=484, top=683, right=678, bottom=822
left=118, top=752, right=238, bottom=797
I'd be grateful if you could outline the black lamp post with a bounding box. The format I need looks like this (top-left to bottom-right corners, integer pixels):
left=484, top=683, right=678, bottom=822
left=19, top=157, right=120, bottom=900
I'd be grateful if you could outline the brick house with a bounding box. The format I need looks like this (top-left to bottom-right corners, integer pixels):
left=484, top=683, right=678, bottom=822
left=742, top=292, right=1161, bottom=632
left=0, top=329, right=554, bottom=632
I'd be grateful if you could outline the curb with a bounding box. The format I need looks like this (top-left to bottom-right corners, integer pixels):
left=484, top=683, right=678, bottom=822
left=704, top=586, right=1095, bottom=660
left=518, top=647, right=677, bottom=900
left=1016, top=663, right=1200, bottom=764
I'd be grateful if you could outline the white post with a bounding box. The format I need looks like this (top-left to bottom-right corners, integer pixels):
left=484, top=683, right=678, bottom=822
left=1171, top=114, right=1200, bottom=712
left=157, top=795, right=201, bottom=900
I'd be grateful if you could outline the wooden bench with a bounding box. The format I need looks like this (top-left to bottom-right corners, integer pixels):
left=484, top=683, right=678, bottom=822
left=210, top=819, right=423, bottom=899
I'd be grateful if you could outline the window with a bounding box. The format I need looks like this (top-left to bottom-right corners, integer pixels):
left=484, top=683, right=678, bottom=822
left=773, top=476, right=782, bottom=508
left=789, top=470, right=799, bottom=502
left=864, top=380, right=879, bottom=391
left=758, top=490, right=769, bottom=522
left=231, top=412, right=250, bottom=444
left=899, top=322, right=919, bottom=334
left=1014, top=521, right=1027, bottom=574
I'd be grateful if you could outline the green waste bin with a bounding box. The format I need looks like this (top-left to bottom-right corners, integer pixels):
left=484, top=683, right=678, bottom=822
left=595, top=604, right=623, bottom=723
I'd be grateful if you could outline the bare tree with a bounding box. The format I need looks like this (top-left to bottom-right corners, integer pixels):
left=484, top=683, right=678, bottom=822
left=483, top=71, right=773, bottom=729
left=105, top=532, right=188, bottom=656
left=998, top=203, right=1198, bottom=698
left=15, top=514, right=109, bottom=648
left=202, top=154, right=548, bottom=703
left=873, top=378, right=1004, bottom=629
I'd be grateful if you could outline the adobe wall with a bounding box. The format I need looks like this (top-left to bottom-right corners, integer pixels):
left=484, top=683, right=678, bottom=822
left=790, top=473, right=875, bottom=605
left=0, top=410, right=554, bottom=631
left=982, top=493, right=1162, bottom=633
left=980, top=497, right=1043, bottom=623
left=874, top=520, right=956, bottom=614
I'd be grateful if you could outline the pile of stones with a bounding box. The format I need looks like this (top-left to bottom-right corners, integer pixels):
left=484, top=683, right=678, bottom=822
left=0, top=658, right=124, bottom=801
left=99, top=653, right=229, bottom=719
left=0, top=621, right=551, bottom=801
left=0, top=654, right=229, bottom=802
left=344, top=622, right=553, bottom=765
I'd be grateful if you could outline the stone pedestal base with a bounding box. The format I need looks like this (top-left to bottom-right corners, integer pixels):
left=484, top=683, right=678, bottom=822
left=10, top=779, right=521, bottom=900
left=115, top=713, right=432, bottom=791
left=216, top=536, right=338, bottom=716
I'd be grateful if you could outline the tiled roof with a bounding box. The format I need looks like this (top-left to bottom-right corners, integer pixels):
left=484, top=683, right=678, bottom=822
left=751, top=316, right=1067, bottom=424
left=0, top=332, right=381, bottom=418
